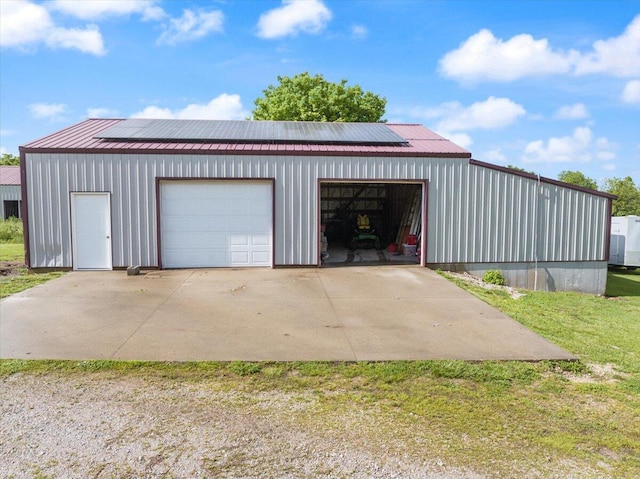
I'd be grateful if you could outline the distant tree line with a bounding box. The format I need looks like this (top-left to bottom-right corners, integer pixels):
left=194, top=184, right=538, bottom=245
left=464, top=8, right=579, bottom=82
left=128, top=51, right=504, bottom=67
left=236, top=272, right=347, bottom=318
left=1, top=153, right=19, bottom=166
left=504, top=166, right=639, bottom=216
left=556, top=170, right=640, bottom=216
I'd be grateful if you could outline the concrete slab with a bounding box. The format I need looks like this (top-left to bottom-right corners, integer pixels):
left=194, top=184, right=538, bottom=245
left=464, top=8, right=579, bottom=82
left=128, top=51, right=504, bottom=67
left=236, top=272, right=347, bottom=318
left=0, top=266, right=575, bottom=361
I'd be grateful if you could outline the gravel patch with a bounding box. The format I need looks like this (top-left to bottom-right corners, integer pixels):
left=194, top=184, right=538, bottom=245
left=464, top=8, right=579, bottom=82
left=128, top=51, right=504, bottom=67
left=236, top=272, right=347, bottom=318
left=445, top=272, right=525, bottom=299
left=1, top=373, right=484, bottom=479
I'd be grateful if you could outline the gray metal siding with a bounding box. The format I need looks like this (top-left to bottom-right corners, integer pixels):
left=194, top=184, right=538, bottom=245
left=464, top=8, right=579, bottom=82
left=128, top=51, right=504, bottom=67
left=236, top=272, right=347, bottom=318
left=0, top=185, right=21, bottom=218
left=24, top=153, right=609, bottom=270
left=437, top=261, right=608, bottom=294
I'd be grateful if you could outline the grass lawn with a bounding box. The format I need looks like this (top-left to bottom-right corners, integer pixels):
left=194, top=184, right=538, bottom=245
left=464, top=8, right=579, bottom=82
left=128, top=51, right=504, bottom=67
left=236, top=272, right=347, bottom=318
left=0, top=242, right=23, bottom=262
left=1, top=247, right=639, bottom=477
left=0, top=243, right=64, bottom=299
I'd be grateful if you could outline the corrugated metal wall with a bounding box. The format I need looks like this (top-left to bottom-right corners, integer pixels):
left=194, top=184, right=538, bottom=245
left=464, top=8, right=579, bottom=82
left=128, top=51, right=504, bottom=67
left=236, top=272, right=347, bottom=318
left=0, top=185, right=21, bottom=219
left=24, top=153, right=609, bottom=269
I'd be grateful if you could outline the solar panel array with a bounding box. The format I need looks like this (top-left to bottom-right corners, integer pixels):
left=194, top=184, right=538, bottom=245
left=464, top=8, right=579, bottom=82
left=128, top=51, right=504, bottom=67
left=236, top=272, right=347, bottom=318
left=94, top=119, right=408, bottom=145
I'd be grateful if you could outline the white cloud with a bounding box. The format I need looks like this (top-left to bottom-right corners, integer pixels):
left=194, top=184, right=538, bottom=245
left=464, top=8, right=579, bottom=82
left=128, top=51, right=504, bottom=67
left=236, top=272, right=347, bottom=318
left=157, top=9, right=224, bottom=45
left=50, top=0, right=166, bottom=21
left=439, top=15, right=640, bottom=83
left=602, top=163, right=616, bottom=171
left=131, top=106, right=173, bottom=119
left=1, top=0, right=51, bottom=47
left=29, top=102, right=67, bottom=120
left=87, top=107, right=120, bottom=118
left=443, top=132, right=473, bottom=149
left=351, top=24, right=368, bottom=40
left=522, top=126, right=617, bottom=164
left=622, top=80, right=640, bottom=104
left=482, top=148, right=508, bottom=164
left=47, top=24, right=105, bottom=55
left=439, top=29, right=575, bottom=82
left=257, top=0, right=332, bottom=39
left=131, top=94, right=248, bottom=120
left=407, top=97, right=525, bottom=151
left=0, top=0, right=105, bottom=55
left=575, top=15, right=640, bottom=77
left=431, top=97, right=526, bottom=132
left=554, top=103, right=590, bottom=120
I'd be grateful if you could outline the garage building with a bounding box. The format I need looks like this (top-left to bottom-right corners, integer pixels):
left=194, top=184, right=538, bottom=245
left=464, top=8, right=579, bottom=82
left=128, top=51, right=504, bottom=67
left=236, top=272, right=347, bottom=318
left=20, top=118, right=613, bottom=293
left=0, top=165, right=22, bottom=219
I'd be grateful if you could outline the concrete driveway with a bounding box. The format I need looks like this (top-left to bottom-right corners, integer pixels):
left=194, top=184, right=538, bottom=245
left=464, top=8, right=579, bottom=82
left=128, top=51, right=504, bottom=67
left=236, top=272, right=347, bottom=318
left=0, top=266, right=574, bottom=361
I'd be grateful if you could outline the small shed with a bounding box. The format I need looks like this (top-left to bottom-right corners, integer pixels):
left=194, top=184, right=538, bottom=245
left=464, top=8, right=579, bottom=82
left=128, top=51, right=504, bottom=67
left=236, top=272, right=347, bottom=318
left=0, top=165, right=22, bottom=219
left=19, top=118, right=614, bottom=294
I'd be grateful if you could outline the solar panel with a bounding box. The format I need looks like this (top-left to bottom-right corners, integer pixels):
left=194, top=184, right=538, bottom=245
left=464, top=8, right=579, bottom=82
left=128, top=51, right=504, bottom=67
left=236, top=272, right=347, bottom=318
left=94, top=119, right=408, bottom=145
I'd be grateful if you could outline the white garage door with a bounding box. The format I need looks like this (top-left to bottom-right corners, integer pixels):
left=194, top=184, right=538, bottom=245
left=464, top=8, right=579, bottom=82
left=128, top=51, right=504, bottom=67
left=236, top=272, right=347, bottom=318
left=160, top=181, right=272, bottom=268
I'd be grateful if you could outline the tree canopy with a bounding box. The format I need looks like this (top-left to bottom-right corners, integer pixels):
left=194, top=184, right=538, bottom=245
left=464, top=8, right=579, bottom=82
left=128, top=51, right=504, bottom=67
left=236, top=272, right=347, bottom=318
left=603, top=176, right=640, bottom=216
left=507, top=165, right=534, bottom=174
left=0, top=153, right=19, bottom=166
left=252, top=72, right=386, bottom=122
left=557, top=170, right=598, bottom=190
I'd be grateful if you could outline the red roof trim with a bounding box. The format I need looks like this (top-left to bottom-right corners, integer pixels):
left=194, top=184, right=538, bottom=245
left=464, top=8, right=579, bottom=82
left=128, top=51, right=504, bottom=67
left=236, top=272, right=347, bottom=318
left=0, top=165, right=21, bottom=185
left=19, top=146, right=470, bottom=159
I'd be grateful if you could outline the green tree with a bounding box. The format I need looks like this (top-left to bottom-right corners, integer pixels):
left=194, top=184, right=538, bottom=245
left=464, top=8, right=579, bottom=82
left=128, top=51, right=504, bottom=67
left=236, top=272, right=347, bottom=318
left=603, top=176, right=640, bottom=216
left=557, top=170, right=598, bottom=190
left=507, top=165, right=534, bottom=174
left=0, top=153, right=19, bottom=166
left=252, top=72, right=386, bottom=122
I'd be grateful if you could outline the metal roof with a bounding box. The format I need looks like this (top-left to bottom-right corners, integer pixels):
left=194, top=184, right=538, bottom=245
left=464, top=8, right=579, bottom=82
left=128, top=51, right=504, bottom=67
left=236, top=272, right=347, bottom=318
left=21, top=119, right=471, bottom=158
left=95, top=119, right=409, bottom=145
left=0, top=166, right=20, bottom=185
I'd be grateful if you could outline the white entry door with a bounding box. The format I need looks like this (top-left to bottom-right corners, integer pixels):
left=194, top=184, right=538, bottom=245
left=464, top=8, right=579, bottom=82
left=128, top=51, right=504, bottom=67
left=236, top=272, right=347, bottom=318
left=160, top=181, right=272, bottom=268
left=71, top=192, right=113, bottom=270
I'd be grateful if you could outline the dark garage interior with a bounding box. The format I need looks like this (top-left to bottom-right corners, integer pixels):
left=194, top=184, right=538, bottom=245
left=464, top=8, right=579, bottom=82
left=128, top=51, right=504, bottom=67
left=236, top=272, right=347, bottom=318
left=320, top=182, right=422, bottom=266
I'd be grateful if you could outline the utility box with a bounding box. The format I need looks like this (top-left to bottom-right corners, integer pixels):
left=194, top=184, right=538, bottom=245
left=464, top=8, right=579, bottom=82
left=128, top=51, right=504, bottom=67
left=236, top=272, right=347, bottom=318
left=609, top=215, right=640, bottom=268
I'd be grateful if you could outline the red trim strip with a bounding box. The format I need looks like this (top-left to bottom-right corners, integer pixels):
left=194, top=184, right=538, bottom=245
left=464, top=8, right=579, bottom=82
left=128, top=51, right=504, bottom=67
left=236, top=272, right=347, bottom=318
left=20, top=146, right=471, bottom=159
left=18, top=148, right=30, bottom=267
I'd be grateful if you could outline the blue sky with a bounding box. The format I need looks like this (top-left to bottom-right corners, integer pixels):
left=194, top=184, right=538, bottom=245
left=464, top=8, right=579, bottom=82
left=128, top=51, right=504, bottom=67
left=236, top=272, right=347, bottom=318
left=1, top=0, right=639, bottom=185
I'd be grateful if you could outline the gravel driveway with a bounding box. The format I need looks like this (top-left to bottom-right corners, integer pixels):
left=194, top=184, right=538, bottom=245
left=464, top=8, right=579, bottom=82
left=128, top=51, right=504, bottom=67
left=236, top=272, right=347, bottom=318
left=1, top=372, right=484, bottom=479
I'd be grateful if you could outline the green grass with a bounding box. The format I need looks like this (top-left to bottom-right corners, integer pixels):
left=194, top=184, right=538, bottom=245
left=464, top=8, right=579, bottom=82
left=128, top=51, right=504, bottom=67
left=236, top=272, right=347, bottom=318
left=0, top=269, right=64, bottom=299
left=607, top=267, right=640, bottom=297
left=443, top=268, right=640, bottom=389
left=0, top=242, right=64, bottom=298
left=0, top=217, right=23, bottom=243
left=0, top=243, right=23, bottom=262
left=1, top=250, right=639, bottom=477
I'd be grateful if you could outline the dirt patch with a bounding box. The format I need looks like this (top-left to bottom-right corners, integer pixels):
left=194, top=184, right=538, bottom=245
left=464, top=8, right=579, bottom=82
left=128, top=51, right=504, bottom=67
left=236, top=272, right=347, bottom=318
left=0, top=260, right=24, bottom=277
left=446, top=272, right=526, bottom=299
left=563, top=363, right=627, bottom=384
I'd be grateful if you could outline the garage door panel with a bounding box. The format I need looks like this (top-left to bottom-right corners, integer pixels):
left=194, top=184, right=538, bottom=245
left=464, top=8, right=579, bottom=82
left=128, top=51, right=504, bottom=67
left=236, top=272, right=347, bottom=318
left=230, top=199, right=252, bottom=214
left=229, top=216, right=262, bottom=232
left=161, top=181, right=272, bottom=268
left=250, top=215, right=271, bottom=230
left=252, top=251, right=270, bottom=263
left=252, top=234, right=270, bottom=246
left=230, top=234, right=249, bottom=246
left=251, top=202, right=271, bottom=215
left=164, top=217, right=201, bottom=232
left=230, top=251, right=250, bottom=265
left=206, top=217, right=230, bottom=231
